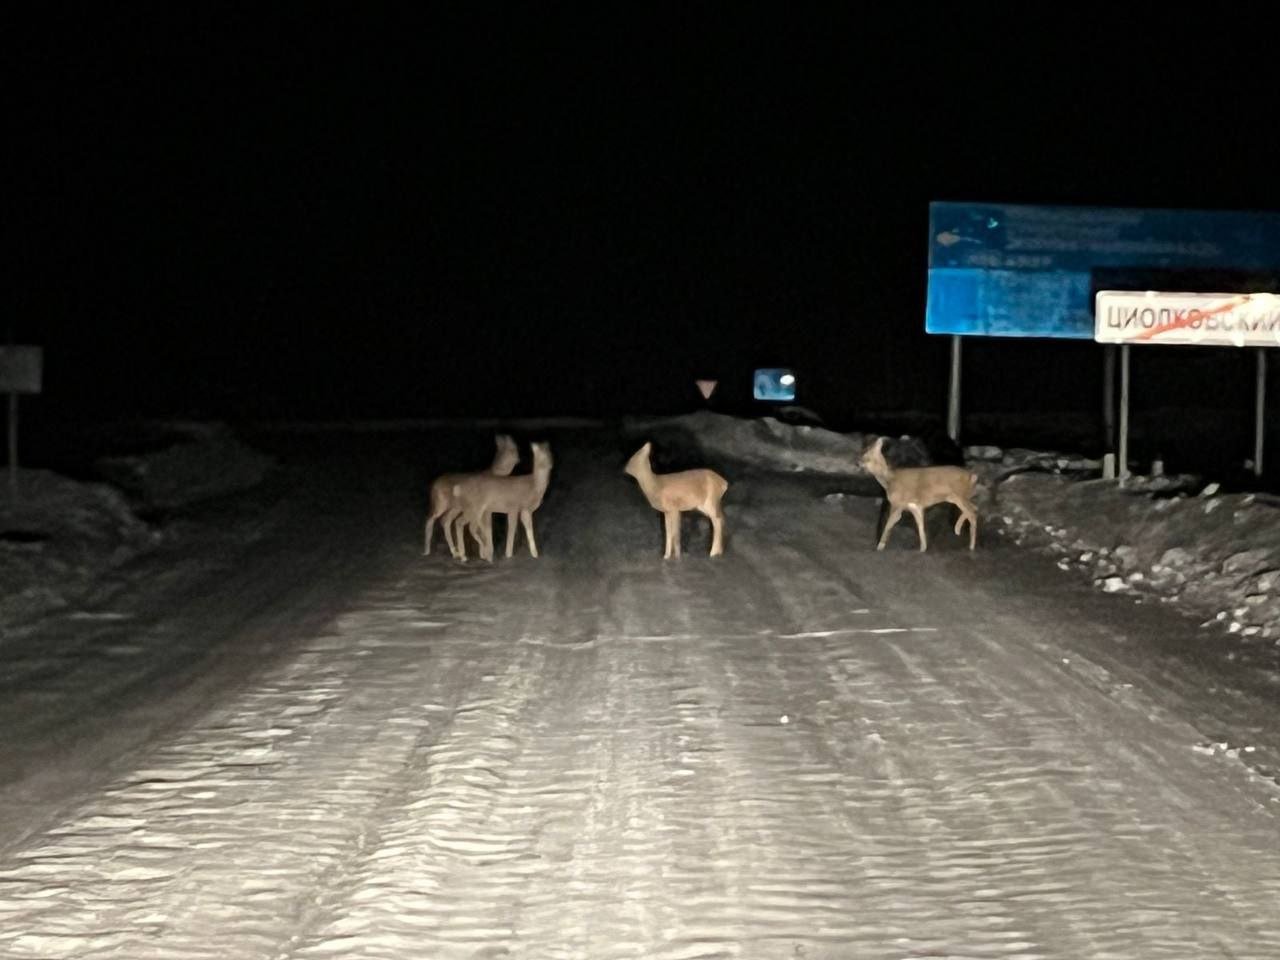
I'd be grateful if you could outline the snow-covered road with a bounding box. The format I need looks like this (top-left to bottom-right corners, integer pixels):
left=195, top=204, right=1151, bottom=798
left=1, top=429, right=1277, bottom=959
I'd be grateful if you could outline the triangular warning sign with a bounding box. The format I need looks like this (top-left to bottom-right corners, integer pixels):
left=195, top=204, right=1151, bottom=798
left=695, top=379, right=718, bottom=400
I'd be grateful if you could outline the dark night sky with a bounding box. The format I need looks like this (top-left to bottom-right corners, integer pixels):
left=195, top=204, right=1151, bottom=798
left=13, top=6, right=1280, bottom=422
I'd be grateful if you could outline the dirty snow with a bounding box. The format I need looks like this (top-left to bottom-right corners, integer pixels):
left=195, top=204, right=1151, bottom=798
left=94, top=421, right=274, bottom=512
left=1, top=424, right=274, bottom=629
left=1, top=470, right=156, bottom=624
left=972, top=457, right=1280, bottom=644
left=0, top=419, right=1278, bottom=959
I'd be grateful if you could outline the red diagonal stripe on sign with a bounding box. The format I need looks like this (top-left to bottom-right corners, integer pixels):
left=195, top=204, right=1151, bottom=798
left=1134, top=295, right=1250, bottom=341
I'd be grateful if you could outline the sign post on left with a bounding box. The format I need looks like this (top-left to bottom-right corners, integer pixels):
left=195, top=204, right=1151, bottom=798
left=0, top=345, right=44, bottom=502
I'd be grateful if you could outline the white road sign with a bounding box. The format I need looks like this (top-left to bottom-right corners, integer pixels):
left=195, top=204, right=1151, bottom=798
left=1095, top=291, right=1280, bottom=347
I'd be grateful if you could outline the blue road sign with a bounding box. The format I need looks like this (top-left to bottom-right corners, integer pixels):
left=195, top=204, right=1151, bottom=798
left=926, top=202, right=1280, bottom=339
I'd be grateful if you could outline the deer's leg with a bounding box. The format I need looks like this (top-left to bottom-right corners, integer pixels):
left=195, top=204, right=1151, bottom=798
left=703, top=505, right=725, bottom=557
left=945, top=495, right=979, bottom=550
left=505, top=511, right=518, bottom=558
left=441, top=508, right=461, bottom=558
left=425, top=486, right=448, bottom=555
left=434, top=510, right=448, bottom=557
left=482, top=512, right=496, bottom=562
left=876, top=506, right=903, bottom=551
left=961, top=500, right=978, bottom=550
left=907, top=503, right=928, bottom=552
left=451, top=513, right=471, bottom=562
left=521, top=509, right=538, bottom=558
left=460, top=511, right=486, bottom=562
left=465, top=513, right=485, bottom=563
left=663, top=510, right=680, bottom=559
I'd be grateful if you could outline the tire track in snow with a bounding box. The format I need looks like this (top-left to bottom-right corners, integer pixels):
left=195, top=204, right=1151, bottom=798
left=0, top=564, right=507, bottom=959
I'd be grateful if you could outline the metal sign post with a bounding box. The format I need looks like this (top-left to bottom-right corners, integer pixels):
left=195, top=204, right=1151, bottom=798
left=0, top=346, right=44, bottom=503
left=1102, top=344, right=1117, bottom=453
left=1256, top=348, right=1268, bottom=477
left=7, top=392, right=16, bottom=501
left=946, top=335, right=962, bottom=442
left=1117, top=344, right=1131, bottom=484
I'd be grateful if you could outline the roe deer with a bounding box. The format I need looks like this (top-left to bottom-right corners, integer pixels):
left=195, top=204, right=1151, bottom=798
left=452, top=441, right=554, bottom=562
left=624, top=441, right=728, bottom=558
left=860, top=436, right=978, bottom=552
left=423, top=434, right=519, bottom=557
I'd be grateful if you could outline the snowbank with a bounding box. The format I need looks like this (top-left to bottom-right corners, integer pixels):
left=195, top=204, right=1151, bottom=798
left=1, top=425, right=274, bottom=630
left=1, top=471, right=156, bottom=624
left=95, top=422, right=274, bottom=511
left=980, top=465, right=1280, bottom=641
left=625, top=410, right=869, bottom=476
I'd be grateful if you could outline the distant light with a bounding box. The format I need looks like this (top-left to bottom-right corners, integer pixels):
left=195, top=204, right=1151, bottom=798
left=753, top=368, right=796, bottom=402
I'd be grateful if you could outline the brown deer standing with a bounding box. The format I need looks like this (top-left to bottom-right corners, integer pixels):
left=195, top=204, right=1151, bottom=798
left=624, top=441, right=728, bottom=558
left=860, top=436, right=978, bottom=551
left=423, top=434, right=520, bottom=558
left=452, top=441, right=554, bottom=562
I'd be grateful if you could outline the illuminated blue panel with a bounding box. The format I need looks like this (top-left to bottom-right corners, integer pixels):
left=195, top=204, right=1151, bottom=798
left=753, top=368, right=796, bottom=402
left=927, top=268, right=1095, bottom=338
left=926, top=203, right=1280, bottom=339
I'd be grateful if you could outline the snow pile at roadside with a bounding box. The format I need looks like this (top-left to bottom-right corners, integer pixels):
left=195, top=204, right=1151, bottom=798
left=627, top=410, right=869, bottom=475
left=0, top=471, right=156, bottom=624
left=95, top=422, right=274, bottom=511
left=977, top=462, right=1280, bottom=641
left=673, top=410, right=1279, bottom=641
left=1, top=425, right=275, bottom=630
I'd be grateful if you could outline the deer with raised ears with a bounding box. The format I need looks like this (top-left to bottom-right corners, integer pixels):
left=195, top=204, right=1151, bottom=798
left=423, top=434, right=519, bottom=558
left=624, top=441, right=729, bottom=558
left=860, top=436, right=978, bottom=552
left=451, top=441, right=554, bottom=562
